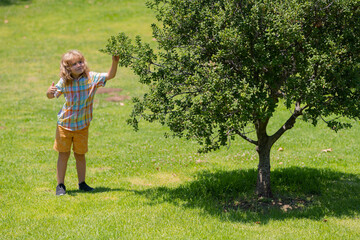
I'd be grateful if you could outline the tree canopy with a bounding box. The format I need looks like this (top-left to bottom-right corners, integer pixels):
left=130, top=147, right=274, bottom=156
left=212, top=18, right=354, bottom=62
left=101, top=0, right=360, bottom=197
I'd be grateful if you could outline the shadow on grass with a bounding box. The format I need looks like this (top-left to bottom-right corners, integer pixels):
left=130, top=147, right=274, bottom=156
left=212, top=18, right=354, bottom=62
left=67, top=187, right=129, bottom=196
left=134, top=167, right=360, bottom=224
left=0, top=0, right=31, bottom=6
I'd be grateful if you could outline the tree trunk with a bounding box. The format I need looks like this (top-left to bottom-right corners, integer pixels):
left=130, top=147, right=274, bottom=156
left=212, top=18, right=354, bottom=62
left=256, top=144, right=273, bottom=198
left=250, top=104, right=303, bottom=198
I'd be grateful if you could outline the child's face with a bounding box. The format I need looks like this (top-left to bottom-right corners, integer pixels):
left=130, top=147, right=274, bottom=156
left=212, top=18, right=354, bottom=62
left=69, top=57, right=85, bottom=78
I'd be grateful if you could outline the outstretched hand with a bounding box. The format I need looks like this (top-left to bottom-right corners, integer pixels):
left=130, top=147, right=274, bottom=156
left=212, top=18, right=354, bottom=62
left=46, top=82, right=57, bottom=99
left=105, top=56, right=120, bottom=81
left=112, top=55, right=120, bottom=62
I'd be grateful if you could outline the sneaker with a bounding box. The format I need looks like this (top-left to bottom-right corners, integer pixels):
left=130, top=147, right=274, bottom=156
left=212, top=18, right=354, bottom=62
left=56, top=183, right=66, bottom=196
left=79, top=182, right=94, bottom=192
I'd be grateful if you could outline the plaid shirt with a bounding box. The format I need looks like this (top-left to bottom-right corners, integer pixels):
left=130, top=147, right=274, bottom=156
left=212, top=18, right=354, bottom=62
left=54, top=72, right=107, bottom=131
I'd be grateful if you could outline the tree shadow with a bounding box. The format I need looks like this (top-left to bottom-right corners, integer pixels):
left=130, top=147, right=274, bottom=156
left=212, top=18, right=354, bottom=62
left=0, top=0, right=31, bottom=6
left=134, top=167, right=360, bottom=224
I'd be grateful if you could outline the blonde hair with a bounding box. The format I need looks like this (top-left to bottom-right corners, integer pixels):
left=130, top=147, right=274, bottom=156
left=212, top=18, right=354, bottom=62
left=60, top=50, right=90, bottom=85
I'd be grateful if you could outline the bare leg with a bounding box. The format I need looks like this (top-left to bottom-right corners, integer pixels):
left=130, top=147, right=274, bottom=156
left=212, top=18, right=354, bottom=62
left=57, top=152, right=70, bottom=184
left=74, top=152, right=86, bottom=183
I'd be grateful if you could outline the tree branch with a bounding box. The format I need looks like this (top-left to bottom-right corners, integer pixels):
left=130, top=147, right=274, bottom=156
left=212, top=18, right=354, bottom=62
left=321, top=1, right=335, bottom=10
left=234, top=129, right=258, bottom=145
left=269, top=102, right=308, bottom=146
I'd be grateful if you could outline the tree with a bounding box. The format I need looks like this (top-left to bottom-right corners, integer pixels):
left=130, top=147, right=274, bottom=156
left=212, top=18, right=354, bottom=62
left=101, top=0, right=360, bottom=197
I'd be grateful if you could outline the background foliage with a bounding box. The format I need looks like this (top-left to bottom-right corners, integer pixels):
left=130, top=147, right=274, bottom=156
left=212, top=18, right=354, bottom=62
left=100, top=0, right=360, bottom=197
left=102, top=0, right=360, bottom=151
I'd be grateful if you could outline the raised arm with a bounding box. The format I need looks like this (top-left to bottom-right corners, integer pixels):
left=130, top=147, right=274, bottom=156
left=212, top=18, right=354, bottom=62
left=105, top=56, right=120, bottom=81
left=46, top=82, right=57, bottom=99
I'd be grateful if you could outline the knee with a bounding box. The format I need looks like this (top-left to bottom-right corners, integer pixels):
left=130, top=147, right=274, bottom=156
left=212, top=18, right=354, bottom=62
left=59, top=151, right=71, bottom=159
left=74, top=152, right=85, bottom=160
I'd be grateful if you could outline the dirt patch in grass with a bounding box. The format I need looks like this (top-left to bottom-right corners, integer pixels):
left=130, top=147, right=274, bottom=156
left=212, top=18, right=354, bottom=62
left=221, top=196, right=313, bottom=213
left=97, top=88, right=131, bottom=102
left=105, top=95, right=130, bottom=102
left=129, top=177, right=153, bottom=186
left=97, top=88, right=123, bottom=94
left=129, top=173, right=184, bottom=187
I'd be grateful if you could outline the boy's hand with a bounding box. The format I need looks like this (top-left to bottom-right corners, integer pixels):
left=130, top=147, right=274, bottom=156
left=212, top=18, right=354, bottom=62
left=112, top=55, right=120, bottom=62
left=46, top=82, right=57, bottom=99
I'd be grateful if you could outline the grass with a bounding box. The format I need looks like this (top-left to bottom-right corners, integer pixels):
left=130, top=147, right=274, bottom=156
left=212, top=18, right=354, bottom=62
left=1, top=0, right=360, bottom=239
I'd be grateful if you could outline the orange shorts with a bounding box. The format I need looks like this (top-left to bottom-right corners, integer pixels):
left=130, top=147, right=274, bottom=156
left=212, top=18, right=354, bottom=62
left=53, top=125, right=89, bottom=154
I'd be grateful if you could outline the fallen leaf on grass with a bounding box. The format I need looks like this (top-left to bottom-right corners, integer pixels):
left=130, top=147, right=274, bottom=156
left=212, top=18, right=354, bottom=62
left=195, top=159, right=208, bottom=164
left=321, top=148, right=332, bottom=153
left=281, top=204, right=292, bottom=212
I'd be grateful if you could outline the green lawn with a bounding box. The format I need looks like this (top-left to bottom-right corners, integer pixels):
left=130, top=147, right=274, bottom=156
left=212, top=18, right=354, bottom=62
left=1, top=0, right=360, bottom=239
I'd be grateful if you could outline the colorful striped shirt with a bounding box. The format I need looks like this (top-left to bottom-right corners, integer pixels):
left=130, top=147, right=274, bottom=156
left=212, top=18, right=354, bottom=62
left=54, top=71, right=107, bottom=131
